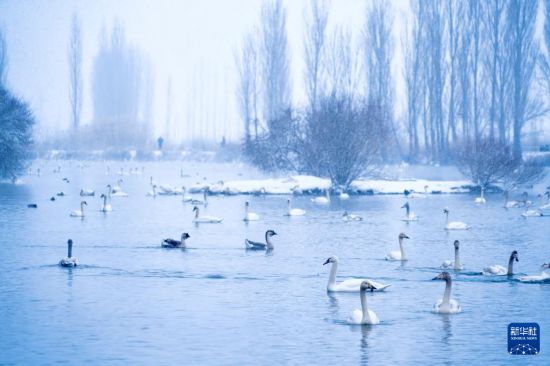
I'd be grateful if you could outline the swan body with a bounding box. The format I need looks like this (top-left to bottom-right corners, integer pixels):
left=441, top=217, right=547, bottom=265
left=323, top=256, right=390, bottom=292
left=521, top=209, right=543, bottom=217
left=285, top=199, right=305, bottom=216
left=503, top=191, right=521, bottom=208
left=245, top=230, right=276, bottom=250
left=80, top=189, right=95, bottom=197
left=100, top=194, right=112, bottom=212
left=70, top=201, right=87, bottom=217
left=192, top=206, right=222, bottom=223
left=443, top=209, right=470, bottom=230
left=158, top=185, right=178, bottom=195
left=518, top=264, right=550, bottom=282
left=347, top=281, right=380, bottom=325
left=342, top=211, right=362, bottom=221
left=401, top=202, right=418, bottom=221
left=161, top=233, right=190, bottom=248
left=385, top=233, right=409, bottom=261
left=111, top=179, right=128, bottom=197
left=146, top=185, right=157, bottom=197
left=243, top=201, right=260, bottom=221
left=311, top=190, right=330, bottom=204
left=339, top=191, right=350, bottom=200
left=483, top=251, right=518, bottom=276
left=432, top=272, right=461, bottom=314
left=441, top=240, right=463, bottom=270
left=59, top=239, right=78, bottom=267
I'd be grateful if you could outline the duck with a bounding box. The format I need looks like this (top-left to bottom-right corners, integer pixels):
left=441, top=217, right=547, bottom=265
left=432, top=272, right=461, bottom=314
left=323, top=256, right=390, bottom=292
left=401, top=202, right=418, bottom=221
left=245, top=229, right=277, bottom=250
left=441, top=240, right=463, bottom=270
left=161, top=233, right=191, bottom=248
left=80, top=189, right=95, bottom=197
left=192, top=206, right=222, bottom=223
left=285, top=199, right=306, bottom=216
left=59, top=239, right=78, bottom=267
left=518, top=263, right=550, bottom=283
left=243, top=201, right=260, bottom=221
left=100, top=193, right=112, bottom=212
left=503, top=190, right=521, bottom=208
left=346, top=281, right=380, bottom=325
left=56, top=191, right=66, bottom=197
left=385, top=233, right=410, bottom=261
left=27, top=203, right=38, bottom=208
left=111, top=179, right=128, bottom=197
left=483, top=250, right=518, bottom=276
left=474, top=186, right=486, bottom=204
left=70, top=201, right=87, bottom=217
left=443, top=208, right=470, bottom=230
left=342, top=211, right=362, bottom=221
left=311, top=189, right=330, bottom=204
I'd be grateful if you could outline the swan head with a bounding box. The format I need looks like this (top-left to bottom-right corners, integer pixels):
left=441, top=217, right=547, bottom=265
left=100, top=194, right=106, bottom=199
left=81, top=201, right=88, bottom=206
left=540, top=263, right=550, bottom=270
left=443, top=208, right=449, bottom=214
left=266, top=229, right=277, bottom=237
left=401, top=202, right=409, bottom=209
left=343, top=211, right=349, bottom=216
left=245, top=201, right=250, bottom=207
left=323, top=256, right=339, bottom=265
left=67, top=239, right=73, bottom=246
left=360, top=281, right=376, bottom=292
left=192, top=206, right=198, bottom=212
left=432, top=272, right=451, bottom=281
left=510, top=250, right=519, bottom=262
left=181, top=233, right=190, bottom=241
left=399, top=233, right=409, bottom=240
left=453, top=240, right=460, bottom=249
left=106, top=184, right=112, bottom=189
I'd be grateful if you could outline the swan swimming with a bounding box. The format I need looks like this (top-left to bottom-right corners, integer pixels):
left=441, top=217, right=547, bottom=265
left=161, top=233, right=190, bottom=248
left=474, top=187, right=486, bottom=204
left=338, top=189, right=350, bottom=200
left=385, top=233, right=410, bottom=261
left=243, top=201, right=260, bottom=221
left=100, top=193, right=112, bottom=212
left=323, top=256, right=390, bottom=292
left=346, top=281, right=380, bottom=325
left=483, top=250, right=518, bottom=276
left=245, top=229, right=277, bottom=250
left=401, top=202, right=418, bottom=221
left=70, top=201, right=87, bottom=217
left=432, top=272, right=461, bottom=314
left=441, top=240, right=463, bottom=270
left=80, top=189, right=95, bottom=197
left=503, top=190, right=521, bottom=208
left=285, top=199, right=306, bottom=216
left=342, top=211, right=363, bottom=221
left=190, top=190, right=207, bottom=205
left=521, top=209, right=543, bottom=217
left=146, top=184, right=158, bottom=197
left=518, top=263, right=550, bottom=283
left=181, top=187, right=193, bottom=202
left=192, top=206, right=222, bottom=223
left=311, top=189, right=330, bottom=204
left=111, top=179, right=128, bottom=197
left=443, top=208, right=470, bottom=230
left=59, top=239, right=78, bottom=267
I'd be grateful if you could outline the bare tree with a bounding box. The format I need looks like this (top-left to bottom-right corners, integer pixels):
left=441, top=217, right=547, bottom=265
left=446, top=0, right=460, bottom=145
left=68, top=13, right=82, bottom=129
left=0, top=28, right=6, bottom=86
left=303, top=0, right=329, bottom=112
left=324, top=26, right=360, bottom=99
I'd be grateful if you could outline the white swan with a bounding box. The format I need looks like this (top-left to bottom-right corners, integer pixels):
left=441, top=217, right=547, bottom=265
left=59, top=239, right=78, bottom=267
left=311, top=189, right=330, bottom=204
left=474, top=187, right=486, bottom=204
left=146, top=184, right=158, bottom=197
left=521, top=209, right=543, bottom=217
left=518, top=263, right=550, bottom=283
left=285, top=199, right=306, bottom=216
left=80, top=189, right=95, bottom=197
left=503, top=190, right=521, bottom=208
left=342, top=211, right=363, bottom=221
left=161, top=233, right=190, bottom=248
left=70, top=201, right=87, bottom=217
left=100, top=193, right=112, bottom=212
left=483, top=250, right=518, bottom=276
left=245, top=230, right=276, bottom=250
left=443, top=208, right=470, bottom=230
left=346, top=281, right=380, bottom=325
left=338, top=189, right=350, bottom=200
left=441, top=240, right=463, bottom=270
left=181, top=187, right=193, bottom=202
left=432, top=272, right=461, bottom=314
left=323, top=256, right=390, bottom=292
left=385, top=233, right=409, bottom=261
left=111, top=179, right=128, bottom=197
left=243, top=201, right=260, bottom=221
left=190, top=190, right=207, bottom=205
left=192, top=206, right=222, bottom=223
left=401, top=202, right=418, bottom=221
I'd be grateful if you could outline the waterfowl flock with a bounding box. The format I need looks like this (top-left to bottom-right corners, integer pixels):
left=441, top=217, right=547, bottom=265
left=22, top=162, right=549, bottom=328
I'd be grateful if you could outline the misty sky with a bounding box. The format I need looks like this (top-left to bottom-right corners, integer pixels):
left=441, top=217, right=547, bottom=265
left=0, top=0, right=412, bottom=144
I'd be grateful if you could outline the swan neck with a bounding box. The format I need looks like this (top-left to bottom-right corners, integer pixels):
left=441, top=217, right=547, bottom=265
left=360, top=289, right=372, bottom=323
left=328, top=261, right=338, bottom=287
left=67, top=242, right=73, bottom=258
left=265, top=234, right=274, bottom=250
left=405, top=205, right=410, bottom=216
left=442, top=278, right=452, bottom=307
left=103, top=195, right=107, bottom=205
left=194, top=208, right=199, bottom=219
left=454, top=247, right=461, bottom=270
left=445, top=212, right=449, bottom=224
left=508, top=256, right=515, bottom=275
left=399, top=238, right=406, bottom=260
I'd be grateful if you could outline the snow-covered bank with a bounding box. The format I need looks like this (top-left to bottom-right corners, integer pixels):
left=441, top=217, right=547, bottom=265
left=189, top=175, right=472, bottom=195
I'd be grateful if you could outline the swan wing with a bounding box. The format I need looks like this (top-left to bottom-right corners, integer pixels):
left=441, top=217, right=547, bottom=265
left=244, top=213, right=260, bottom=221
left=245, top=239, right=266, bottom=250
left=333, top=279, right=364, bottom=292
left=347, top=309, right=364, bottom=324
left=483, top=264, right=506, bottom=276
left=366, top=280, right=391, bottom=291
left=366, top=310, right=380, bottom=324
left=446, top=221, right=470, bottom=230
left=162, top=238, right=181, bottom=247
left=385, top=251, right=401, bottom=261
left=441, top=260, right=452, bottom=268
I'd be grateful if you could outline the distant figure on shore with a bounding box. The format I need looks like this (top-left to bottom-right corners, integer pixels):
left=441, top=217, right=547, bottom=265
left=157, top=136, right=164, bottom=150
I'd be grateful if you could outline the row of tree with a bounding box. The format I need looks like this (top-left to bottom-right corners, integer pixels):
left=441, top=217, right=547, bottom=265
left=235, top=0, right=549, bottom=186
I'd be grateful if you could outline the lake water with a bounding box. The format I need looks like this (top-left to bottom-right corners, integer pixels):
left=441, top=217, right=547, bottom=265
left=0, top=160, right=549, bottom=365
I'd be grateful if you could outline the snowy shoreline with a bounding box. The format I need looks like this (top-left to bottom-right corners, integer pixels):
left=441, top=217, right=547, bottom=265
left=188, top=175, right=473, bottom=195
